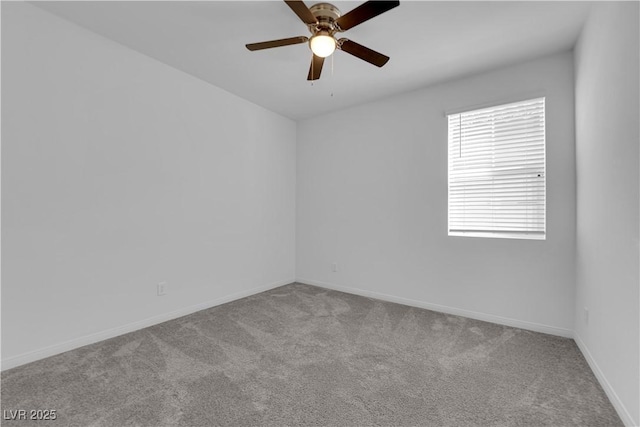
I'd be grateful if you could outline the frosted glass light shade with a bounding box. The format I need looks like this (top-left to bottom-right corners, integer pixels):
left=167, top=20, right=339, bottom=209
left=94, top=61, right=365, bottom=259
left=309, top=35, right=336, bottom=58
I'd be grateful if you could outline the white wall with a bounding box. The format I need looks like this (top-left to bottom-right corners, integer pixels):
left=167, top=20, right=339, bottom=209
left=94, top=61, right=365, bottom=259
left=297, top=52, right=576, bottom=335
left=574, top=2, right=640, bottom=425
left=1, top=3, right=296, bottom=368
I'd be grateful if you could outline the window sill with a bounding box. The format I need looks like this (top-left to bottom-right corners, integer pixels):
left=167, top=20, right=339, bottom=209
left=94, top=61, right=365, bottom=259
left=448, top=231, right=546, bottom=241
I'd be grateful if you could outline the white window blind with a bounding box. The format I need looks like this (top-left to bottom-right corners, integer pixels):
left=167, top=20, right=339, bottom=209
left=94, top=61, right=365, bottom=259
left=448, top=97, right=546, bottom=240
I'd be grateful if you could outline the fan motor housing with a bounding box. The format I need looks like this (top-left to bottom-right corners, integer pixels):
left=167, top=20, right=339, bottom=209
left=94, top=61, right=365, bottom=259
left=309, top=3, right=341, bottom=26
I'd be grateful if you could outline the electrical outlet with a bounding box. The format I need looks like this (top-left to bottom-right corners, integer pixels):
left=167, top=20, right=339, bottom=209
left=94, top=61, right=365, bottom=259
left=332, top=262, right=338, bottom=272
left=157, top=282, right=167, bottom=296
left=584, top=307, right=589, bottom=324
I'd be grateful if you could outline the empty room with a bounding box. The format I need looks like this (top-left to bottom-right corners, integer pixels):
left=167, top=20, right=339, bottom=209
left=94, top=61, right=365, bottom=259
left=1, top=1, right=638, bottom=426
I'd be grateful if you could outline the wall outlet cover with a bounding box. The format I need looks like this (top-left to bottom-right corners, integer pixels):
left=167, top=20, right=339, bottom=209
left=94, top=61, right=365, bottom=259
left=157, top=282, right=167, bottom=296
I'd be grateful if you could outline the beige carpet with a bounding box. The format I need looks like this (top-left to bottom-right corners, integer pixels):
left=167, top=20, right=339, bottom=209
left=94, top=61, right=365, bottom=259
left=1, top=283, right=622, bottom=426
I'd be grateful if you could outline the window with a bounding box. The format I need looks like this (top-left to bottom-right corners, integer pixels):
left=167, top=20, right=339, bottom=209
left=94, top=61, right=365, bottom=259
left=447, top=98, right=546, bottom=240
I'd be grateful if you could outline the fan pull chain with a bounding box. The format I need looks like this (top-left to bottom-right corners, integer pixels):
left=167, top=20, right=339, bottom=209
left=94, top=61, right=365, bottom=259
left=330, top=54, right=334, bottom=97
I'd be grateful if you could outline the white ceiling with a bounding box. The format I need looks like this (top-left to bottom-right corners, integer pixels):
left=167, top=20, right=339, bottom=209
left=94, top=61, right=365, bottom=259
left=33, top=1, right=592, bottom=120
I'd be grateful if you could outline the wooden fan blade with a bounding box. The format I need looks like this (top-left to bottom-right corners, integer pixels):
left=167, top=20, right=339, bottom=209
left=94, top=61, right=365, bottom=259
left=307, top=55, right=325, bottom=80
left=335, top=1, right=399, bottom=31
left=284, top=0, right=317, bottom=25
left=246, top=36, right=309, bottom=51
left=338, top=39, right=389, bottom=67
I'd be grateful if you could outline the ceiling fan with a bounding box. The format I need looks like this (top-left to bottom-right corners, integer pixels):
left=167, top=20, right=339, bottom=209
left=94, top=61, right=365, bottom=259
left=246, top=1, right=400, bottom=81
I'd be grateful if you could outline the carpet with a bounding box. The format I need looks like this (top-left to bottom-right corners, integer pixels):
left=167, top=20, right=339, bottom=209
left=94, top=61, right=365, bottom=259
left=1, top=283, right=622, bottom=426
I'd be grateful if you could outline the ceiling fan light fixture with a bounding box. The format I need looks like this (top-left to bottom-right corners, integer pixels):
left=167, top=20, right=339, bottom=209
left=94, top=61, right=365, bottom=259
left=309, top=33, right=336, bottom=58
left=246, top=0, right=400, bottom=80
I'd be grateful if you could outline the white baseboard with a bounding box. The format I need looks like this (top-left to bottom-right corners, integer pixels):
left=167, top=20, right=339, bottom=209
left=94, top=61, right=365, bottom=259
left=573, top=333, right=637, bottom=427
left=296, top=278, right=573, bottom=338
left=1, top=279, right=293, bottom=371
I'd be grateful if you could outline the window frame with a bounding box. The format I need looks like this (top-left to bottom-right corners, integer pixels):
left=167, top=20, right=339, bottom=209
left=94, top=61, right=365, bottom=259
left=447, top=97, right=547, bottom=241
